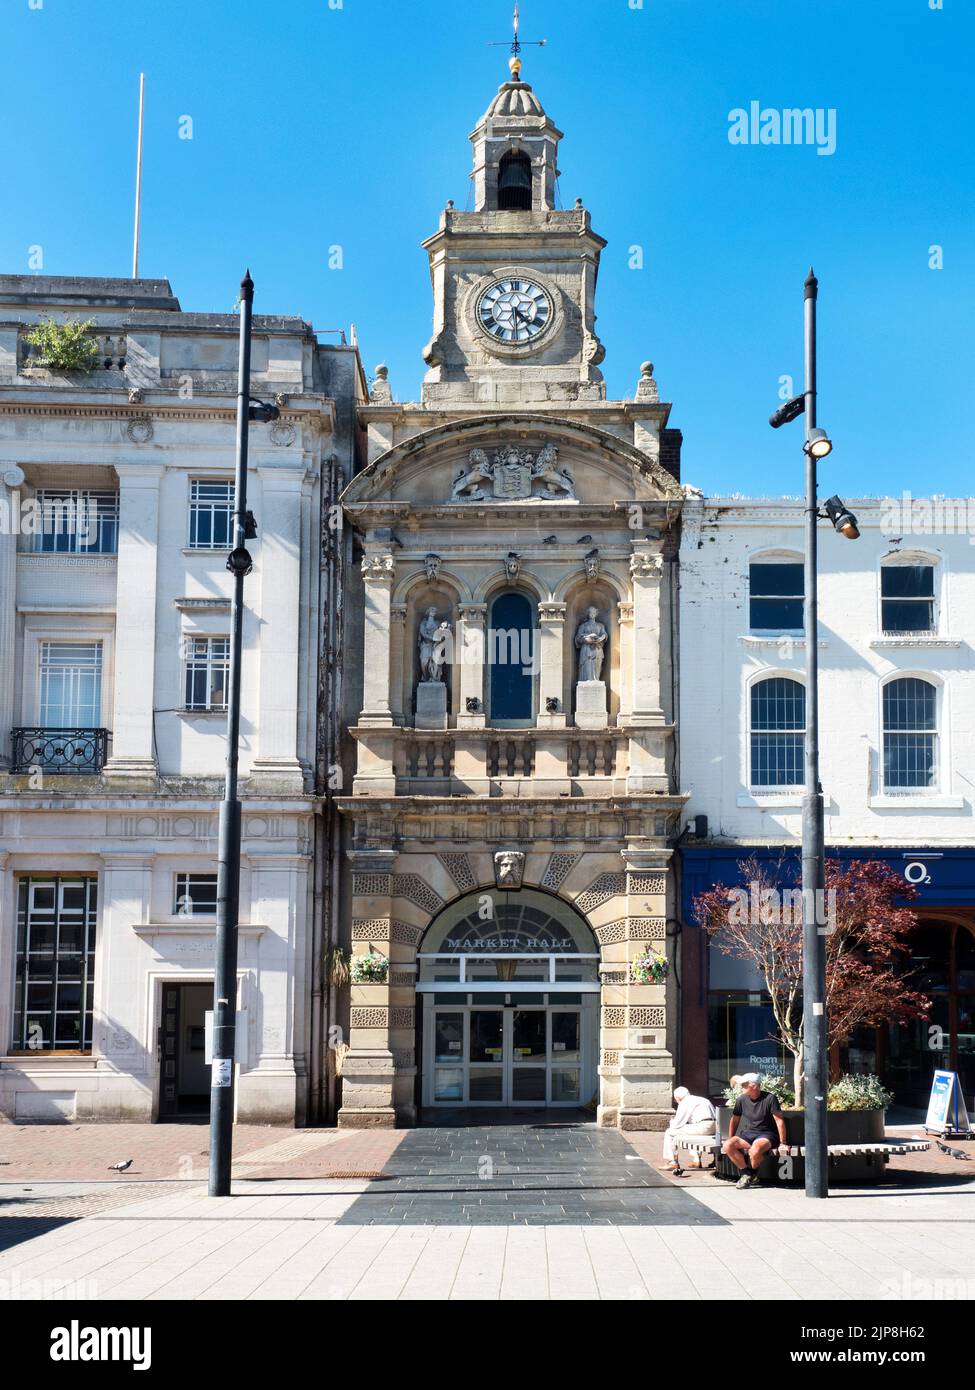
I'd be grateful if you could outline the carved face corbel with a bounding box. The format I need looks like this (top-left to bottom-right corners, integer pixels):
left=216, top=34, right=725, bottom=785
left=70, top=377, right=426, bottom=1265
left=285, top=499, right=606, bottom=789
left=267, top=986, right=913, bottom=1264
left=494, top=851, right=525, bottom=891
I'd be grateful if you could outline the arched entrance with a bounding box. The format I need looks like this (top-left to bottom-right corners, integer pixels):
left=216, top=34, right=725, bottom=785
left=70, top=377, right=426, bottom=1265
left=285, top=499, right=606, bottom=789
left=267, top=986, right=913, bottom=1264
left=417, top=889, right=600, bottom=1111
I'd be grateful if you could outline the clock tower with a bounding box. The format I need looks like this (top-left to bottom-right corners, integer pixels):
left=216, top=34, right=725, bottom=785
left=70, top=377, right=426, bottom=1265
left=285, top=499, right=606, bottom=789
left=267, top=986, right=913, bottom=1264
left=421, top=67, right=607, bottom=405
left=338, top=47, right=685, bottom=1133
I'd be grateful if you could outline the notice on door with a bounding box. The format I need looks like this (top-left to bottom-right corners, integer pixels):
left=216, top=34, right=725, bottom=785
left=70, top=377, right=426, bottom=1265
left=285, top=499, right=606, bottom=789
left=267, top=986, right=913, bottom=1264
left=211, top=1057, right=233, bottom=1089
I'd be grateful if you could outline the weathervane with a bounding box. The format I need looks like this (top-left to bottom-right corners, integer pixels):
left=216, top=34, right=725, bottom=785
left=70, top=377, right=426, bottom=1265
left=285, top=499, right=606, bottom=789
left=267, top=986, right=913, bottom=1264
left=488, top=3, right=547, bottom=81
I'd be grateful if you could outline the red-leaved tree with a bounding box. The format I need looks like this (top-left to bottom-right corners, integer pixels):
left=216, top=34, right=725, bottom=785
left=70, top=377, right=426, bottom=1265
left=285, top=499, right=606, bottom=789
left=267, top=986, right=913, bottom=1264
left=693, top=857, right=931, bottom=1105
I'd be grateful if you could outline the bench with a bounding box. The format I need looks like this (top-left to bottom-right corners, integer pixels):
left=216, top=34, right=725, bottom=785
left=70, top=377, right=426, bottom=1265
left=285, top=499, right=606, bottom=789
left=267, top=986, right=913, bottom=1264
left=671, top=1133, right=930, bottom=1180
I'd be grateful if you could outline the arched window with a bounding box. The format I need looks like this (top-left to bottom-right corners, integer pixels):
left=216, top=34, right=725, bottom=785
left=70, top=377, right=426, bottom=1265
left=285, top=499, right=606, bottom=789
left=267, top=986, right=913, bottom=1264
left=497, top=151, right=533, bottom=210
left=749, top=677, right=805, bottom=787
left=883, top=677, right=938, bottom=789
left=488, top=591, right=534, bottom=725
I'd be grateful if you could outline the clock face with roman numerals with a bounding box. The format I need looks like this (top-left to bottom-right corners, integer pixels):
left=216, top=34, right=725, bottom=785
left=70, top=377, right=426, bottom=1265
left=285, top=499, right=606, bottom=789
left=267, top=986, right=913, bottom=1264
left=476, top=277, right=553, bottom=346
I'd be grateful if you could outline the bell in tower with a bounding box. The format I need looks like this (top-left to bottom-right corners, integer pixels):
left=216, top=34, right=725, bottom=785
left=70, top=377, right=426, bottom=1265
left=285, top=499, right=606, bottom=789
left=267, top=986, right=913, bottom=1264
left=497, top=150, right=533, bottom=211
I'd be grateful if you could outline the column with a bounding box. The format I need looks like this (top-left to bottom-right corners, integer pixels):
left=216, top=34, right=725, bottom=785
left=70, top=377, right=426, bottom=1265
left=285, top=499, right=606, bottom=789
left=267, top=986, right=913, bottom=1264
left=629, top=546, right=666, bottom=724
left=250, top=465, right=306, bottom=791
left=0, top=466, right=24, bottom=767
left=102, top=464, right=163, bottom=785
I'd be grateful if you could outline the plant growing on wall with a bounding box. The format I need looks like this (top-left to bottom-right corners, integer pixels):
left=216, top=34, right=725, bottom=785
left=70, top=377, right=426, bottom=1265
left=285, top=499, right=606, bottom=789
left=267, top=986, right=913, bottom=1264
left=24, top=317, right=100, bottom=372
left=694, top=856, right=930, bottom=1107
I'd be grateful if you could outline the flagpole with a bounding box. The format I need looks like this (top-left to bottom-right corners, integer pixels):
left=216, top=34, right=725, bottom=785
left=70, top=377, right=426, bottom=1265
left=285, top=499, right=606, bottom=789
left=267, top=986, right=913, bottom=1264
left=132, top=73, right=145, bottom=278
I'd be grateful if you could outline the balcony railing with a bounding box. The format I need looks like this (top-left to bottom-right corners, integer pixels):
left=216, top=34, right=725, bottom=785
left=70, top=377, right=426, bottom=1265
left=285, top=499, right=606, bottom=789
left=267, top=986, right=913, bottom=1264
left=10, top=728, right=110, bottom=775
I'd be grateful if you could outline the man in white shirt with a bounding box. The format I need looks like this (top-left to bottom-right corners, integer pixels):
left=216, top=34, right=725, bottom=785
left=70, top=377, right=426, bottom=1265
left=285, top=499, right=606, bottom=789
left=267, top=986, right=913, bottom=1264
left=660, top=1086, right=717, bottom=1170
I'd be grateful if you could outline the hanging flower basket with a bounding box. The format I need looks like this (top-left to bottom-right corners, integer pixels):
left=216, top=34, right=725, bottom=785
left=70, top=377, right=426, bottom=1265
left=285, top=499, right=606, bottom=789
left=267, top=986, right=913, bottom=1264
left=350, top=951, right=389, bottom=984
left=630, top=950, right=668, bottom=985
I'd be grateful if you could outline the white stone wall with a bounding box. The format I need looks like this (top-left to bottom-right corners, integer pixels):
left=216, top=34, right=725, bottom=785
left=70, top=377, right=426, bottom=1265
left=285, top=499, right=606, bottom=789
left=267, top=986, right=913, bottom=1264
left=0, top=277, right=355, bottom=1124
left=679, top=497, right=975, bottom=845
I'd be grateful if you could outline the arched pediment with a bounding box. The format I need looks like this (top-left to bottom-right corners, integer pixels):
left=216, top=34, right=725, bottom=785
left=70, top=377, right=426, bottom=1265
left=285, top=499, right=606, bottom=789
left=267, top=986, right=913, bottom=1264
left=341, top=413, right=682, bottom=508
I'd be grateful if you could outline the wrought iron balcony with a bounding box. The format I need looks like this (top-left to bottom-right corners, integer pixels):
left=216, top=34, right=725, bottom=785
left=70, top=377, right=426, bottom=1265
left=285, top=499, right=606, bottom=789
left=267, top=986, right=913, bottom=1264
left=10, top=727, right=110, bottom=775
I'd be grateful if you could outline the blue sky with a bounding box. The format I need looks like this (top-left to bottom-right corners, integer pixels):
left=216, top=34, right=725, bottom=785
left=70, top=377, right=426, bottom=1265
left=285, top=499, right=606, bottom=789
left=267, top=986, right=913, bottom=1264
left=2, top=0, right=970, bottom=496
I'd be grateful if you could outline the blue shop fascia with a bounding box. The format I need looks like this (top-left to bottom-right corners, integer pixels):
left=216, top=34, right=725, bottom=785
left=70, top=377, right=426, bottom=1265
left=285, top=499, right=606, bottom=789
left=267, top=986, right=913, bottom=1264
left=678, top=844, right=975, bottom=1107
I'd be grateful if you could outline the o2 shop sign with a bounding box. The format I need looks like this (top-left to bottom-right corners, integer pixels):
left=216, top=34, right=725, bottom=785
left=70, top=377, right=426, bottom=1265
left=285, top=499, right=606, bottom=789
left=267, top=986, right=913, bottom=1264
left=903, top=856, right=939, bottom=888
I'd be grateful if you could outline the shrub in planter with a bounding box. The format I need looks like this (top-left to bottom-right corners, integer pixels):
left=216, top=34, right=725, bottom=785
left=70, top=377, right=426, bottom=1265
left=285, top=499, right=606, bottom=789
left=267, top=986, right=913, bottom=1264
left=723, top=1074, right=796, bottom=1109
left=827, top=1073, right=893, bottom=1112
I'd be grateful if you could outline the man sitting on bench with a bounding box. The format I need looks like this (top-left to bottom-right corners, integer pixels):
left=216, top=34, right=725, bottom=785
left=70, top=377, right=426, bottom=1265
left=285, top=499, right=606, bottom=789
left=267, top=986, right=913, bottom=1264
left=722, top=1073, right=788, bottom=1189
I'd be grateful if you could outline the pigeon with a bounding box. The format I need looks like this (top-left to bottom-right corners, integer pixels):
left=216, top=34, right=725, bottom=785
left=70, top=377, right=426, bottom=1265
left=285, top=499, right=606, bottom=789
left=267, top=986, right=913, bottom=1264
left=584, top=547, right=599, bottom=559
left=936, top=1140, right=971, bottom=1160
left=576, top=535, right=593, bottom=544
left=108, top=1158, right=133, bottom=1174
left=542, top=535, right=558, bottom=544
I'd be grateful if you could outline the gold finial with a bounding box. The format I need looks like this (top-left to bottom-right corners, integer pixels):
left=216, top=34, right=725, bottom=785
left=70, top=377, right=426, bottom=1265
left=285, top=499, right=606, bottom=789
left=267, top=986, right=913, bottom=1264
left=509, top=53, right=523, bottom=80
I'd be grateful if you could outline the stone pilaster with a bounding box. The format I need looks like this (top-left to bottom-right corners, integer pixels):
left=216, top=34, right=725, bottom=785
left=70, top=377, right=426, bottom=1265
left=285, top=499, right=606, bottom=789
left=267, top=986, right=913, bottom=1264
left=102, top=464, right=163, bottom=786
left=628, top=546, right=665, bottom=725
left=615, top=844, right=675, bottom=1131
left=616, top=600, right=634, bottom=722
left=0, top=467, right=24, bottom=767
left=249, top=466, right=306, bottom=791
left=337, top=849, right=398, bottom=1128
left=456, top=603, right=487, bottom=729
left=358, top=550, right=395, bottom=726
left=536, top=601, right=567, bottom=728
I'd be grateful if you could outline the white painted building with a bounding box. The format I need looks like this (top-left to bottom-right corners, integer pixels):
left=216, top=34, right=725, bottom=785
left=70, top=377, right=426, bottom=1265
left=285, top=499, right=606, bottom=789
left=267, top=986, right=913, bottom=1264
left=678, top=495, right=975, bottom=1103
left=0, top=276, right=361, bottom=1124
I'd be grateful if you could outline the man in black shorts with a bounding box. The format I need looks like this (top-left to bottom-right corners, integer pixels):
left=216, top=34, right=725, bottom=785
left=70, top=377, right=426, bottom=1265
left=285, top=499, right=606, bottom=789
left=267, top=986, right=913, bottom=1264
left=722, top=1073, right=788, bottom=1188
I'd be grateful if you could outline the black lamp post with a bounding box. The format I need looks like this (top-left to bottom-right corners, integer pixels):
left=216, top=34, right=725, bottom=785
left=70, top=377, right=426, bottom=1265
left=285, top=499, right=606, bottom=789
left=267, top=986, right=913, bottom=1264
left=770, top=269, right=859, bottom=1199
left=208, top=271, right=278, bottom=1198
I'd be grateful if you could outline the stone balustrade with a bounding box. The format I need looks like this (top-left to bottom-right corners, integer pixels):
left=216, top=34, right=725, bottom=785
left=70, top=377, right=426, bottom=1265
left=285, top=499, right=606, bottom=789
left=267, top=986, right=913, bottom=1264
left=384, top=727, right=632, bottom=796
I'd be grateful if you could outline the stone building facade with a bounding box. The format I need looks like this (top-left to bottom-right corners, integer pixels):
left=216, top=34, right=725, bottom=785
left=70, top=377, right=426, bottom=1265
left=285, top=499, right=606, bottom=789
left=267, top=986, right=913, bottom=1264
left=0, top=275, right=361, bottom=1123
left=336, top=70, right=687, bottom=1129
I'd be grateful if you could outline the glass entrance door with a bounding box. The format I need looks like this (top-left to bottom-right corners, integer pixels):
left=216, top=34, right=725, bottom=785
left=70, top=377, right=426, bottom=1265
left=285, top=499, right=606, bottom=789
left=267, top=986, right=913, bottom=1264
left=427, top=1003, right=586, bottom=1107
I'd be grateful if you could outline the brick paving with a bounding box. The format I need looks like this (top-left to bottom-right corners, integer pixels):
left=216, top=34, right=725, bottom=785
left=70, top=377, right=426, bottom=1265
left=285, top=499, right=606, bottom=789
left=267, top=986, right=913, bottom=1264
left=0, top=1123, right=405, bottom=1182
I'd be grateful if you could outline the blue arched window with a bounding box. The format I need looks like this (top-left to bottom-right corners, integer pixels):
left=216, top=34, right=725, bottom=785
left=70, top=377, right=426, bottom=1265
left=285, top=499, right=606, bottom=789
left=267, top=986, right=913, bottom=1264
left=488, top=591, right=534, bottom=724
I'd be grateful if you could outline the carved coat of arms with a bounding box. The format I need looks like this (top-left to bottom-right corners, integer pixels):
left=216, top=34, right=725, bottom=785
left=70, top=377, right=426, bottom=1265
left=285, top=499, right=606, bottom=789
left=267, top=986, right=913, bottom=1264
left=451, top=443, right=576, bottom=502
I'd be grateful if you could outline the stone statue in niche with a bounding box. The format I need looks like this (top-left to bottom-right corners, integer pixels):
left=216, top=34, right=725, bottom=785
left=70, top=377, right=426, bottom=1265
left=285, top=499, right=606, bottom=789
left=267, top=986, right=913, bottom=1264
left=416, top=607, right=451, bottom=731
left=418, top=607, right=451, bottom=683
left=575, top=607, right=608, bottom=683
